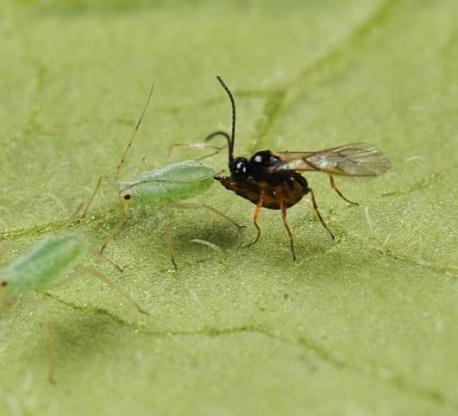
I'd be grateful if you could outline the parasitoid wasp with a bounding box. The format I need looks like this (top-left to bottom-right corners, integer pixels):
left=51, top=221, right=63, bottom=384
left=205, top=76, right=391, bottom=261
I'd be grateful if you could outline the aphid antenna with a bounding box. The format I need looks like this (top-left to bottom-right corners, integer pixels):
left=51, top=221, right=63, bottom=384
left=167, top=142, right=227, bottom=163
left=205, top=76, right=236, bottom=164
left=115, top=82, right=156, bottom=180
left=119, top=170, right=225, bottom=192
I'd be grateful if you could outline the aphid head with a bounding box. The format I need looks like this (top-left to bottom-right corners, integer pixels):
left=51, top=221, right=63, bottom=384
left=229, top=157, right=249, bottom=182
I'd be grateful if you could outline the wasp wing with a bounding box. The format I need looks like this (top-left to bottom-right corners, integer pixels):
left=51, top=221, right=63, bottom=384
left=270, top=143, right=391, bottom=177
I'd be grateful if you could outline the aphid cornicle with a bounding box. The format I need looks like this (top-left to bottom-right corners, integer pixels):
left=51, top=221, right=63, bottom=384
left=81, top=84, right=243, bottom=269
left=0, top=233, right=148, bottom=384
left=206, top=76, right=391, bottom=261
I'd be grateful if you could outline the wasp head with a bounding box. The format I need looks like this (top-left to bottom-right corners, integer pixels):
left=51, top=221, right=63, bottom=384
left=229, top=157, right=249, bottom=182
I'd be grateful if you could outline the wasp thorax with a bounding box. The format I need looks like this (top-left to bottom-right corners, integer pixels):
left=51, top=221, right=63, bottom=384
left=250, top=150, right=279, bottom=167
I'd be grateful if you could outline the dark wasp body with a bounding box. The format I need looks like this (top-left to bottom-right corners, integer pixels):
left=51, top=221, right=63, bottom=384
left=217, top=151, right=309, bottom=210
left=206, top=76, right=391, bottom=261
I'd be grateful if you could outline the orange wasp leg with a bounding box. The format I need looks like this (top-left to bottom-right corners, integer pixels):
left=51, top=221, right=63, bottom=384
left=280, top=200, right=296, bottom=261
left=329, top=175, right=358, bottom=205
left=246, top=190, right=265, bottom=247
left=308, top=188, right=335, bottom=240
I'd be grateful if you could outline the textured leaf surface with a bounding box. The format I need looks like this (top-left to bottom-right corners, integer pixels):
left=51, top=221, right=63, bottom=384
left=1, top=1, right=458, bottom=415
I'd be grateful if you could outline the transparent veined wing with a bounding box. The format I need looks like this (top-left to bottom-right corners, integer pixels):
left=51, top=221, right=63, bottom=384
left=270, top=143, right=391, bottom=177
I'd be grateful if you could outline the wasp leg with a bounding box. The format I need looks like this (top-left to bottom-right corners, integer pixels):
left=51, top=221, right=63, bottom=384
left=329, top=175, right=358, bottom=205
left=175, top=202, right=245, bottom=231
left=280, top=200, right=296, bottom=261
left=309, top=188, right=335, bottom=240
left=246, top=191, right=264, bottom=247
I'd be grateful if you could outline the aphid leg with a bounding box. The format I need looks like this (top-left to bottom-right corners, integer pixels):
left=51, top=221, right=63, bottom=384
left=167, top=143, right=226, bottom=163
left=80, top=175, right=110, bottom=219
left=308, top=189, right=335, bottom=240
left=246, top=191, right=264, bottom=247
left=280, top=200, right=296, bottom=261
left=175, top=202, right=245, bottom=231
left=329, top=175, right=358, bottom=205
left=0, top=294, right=16, bottom=318
left=80, top=266, right=149, bottom=315
left=159, top=213, right=178, bottom=270
left=71, top=201, right=85, bottom=218
left=99, top=211, right=130, bottom=256
left=91, top=248, right=124, bottom=273
left=43, top=306, right=56, bottom=385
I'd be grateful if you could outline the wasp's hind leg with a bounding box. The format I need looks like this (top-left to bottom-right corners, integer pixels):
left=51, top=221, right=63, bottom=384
left=329, top=175, right=358, bottom=205
left=280, top=200, right=296, bottom=261
left=308, top=188, right=335, bottom=240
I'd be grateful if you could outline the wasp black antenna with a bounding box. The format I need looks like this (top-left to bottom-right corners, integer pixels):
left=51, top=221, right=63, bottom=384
left=210, top=76, right=236, bottom=164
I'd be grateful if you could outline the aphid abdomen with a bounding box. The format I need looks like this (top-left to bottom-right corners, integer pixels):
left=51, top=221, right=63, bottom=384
left=122, top=160, right=216, bottom=205
left=1, top=234, right=88, bottom=293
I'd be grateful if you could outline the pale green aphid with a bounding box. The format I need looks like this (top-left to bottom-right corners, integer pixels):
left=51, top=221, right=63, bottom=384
left=81, top=84, right=242, bottom=268
left=0, top=233, right=147, bottom=384
left=0, top=234, right=87, bottom=293
left=119, top=159, right=216, bottom=205
left=0, top=234, right=146, bottom=314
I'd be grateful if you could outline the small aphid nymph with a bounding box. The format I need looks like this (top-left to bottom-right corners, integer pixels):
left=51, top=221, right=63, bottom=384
left=0, top=234, right=87, bottom=293
left=0, top=233, right=149, bottom=384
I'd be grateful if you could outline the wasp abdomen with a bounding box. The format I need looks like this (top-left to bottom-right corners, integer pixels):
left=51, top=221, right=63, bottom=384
left=216, top=172, right=308, bottom=210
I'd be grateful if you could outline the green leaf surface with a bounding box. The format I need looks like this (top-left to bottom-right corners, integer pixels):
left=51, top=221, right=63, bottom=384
left=1, top=0, right=458, bottom=414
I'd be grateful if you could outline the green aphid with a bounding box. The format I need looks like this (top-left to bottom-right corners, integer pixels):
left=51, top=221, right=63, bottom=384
left=119, top=159, right=216, bottom=205
left=0, top=233, right=148, bottom=384
left=81, top=83, right=243, bottom=268
left=0, top=233, right=146, bottom=314
left=0, top=234, right=87, bottom=293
